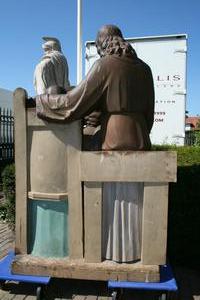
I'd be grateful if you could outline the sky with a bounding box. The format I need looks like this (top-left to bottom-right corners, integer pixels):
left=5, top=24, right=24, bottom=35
left=0, top=0, right=199, bottom=115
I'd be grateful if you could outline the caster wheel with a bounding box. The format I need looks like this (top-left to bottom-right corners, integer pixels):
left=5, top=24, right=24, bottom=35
left=36, top=286, right=43, bottom=300
left=0, top=280, right=6, bottom=290
left=159, top=293, right=167, bottom=300
left=111, top=291, right=118, bottom=300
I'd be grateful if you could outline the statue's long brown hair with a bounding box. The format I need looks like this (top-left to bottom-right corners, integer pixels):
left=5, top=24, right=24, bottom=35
left=96, top=25, right=137, bottom=58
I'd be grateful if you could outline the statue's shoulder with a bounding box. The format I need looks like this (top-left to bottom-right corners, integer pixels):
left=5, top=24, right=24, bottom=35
left=34, top=56, right=53, bottom=75
left=37, top=55, right=52, bottom=66
left=137, top=58, right=151, bottom=70
left=95, top=56, right=113, bottom=68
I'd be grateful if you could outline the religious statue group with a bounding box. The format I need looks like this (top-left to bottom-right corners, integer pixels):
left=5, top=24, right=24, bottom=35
left=33, top=25, right=154, bottom=263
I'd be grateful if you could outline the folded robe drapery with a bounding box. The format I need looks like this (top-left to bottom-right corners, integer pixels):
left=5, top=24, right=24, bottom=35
left=103, top=182, right=143, bottom=262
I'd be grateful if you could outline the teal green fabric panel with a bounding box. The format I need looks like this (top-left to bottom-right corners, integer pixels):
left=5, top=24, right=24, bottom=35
left=28, top=199, right=68, bottom=257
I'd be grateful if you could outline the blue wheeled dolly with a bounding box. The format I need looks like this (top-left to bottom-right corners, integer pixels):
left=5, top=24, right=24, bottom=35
left=0, top=251, right=50, bottom=300
left=108, top=264, right=178, bottom=300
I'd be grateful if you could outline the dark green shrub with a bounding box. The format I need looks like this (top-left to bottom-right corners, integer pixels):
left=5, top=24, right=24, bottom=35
left=154, top=145, right=200, bottom=267
left=0, top=164, right=15, bottom=228
left=0, top=160, right=14, bottom=189
left=0, top=203, right=7, bottom=221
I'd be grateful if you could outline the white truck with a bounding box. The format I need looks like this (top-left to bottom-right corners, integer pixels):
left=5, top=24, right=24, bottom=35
left=85, top=34, right=187, bottom=146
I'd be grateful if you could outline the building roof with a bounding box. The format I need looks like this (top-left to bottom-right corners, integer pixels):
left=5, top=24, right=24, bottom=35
left=186, top=116, right=200, bottom=129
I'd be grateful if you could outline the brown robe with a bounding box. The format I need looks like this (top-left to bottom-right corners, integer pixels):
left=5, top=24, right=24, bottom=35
left=36, top=53, right=154, bottom=262
left=37, top=54, right=154, bottom=150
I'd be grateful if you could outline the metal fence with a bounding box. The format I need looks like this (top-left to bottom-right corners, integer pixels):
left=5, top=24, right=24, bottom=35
left=0, top=107, right=14, bottom=163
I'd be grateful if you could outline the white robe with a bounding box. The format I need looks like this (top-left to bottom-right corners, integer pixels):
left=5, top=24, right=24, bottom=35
left=34, top=50, right=70, bottom=95
left=102, top=182, right=143, bottom=262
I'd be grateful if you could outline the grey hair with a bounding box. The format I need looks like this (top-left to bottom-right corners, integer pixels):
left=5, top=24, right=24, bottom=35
left=42, top=40, right=61, bottom=52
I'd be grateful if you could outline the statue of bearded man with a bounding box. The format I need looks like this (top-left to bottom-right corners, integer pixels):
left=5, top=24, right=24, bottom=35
left=34, top=37, right=70, bottom=95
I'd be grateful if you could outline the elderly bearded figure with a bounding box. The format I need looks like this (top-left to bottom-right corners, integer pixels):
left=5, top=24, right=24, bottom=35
left=36, top=25, right=154, bottom=262
left=34, top=37, right=70, bottom=95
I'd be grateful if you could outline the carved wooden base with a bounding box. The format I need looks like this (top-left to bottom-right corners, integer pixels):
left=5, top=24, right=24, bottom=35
left=12, top=255, right=160, bottom=282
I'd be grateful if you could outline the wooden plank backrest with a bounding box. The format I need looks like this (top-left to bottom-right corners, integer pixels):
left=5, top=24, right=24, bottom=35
left=14, top=88, right=28, bottom=254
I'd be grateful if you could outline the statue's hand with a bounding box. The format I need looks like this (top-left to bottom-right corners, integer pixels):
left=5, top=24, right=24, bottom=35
left=84, top=111, right=101, bottom=127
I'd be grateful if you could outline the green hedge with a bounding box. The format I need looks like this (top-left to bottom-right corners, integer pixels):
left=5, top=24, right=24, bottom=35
left=0, top=159, right=14, bottom=188
left=154, top=146, right=200, bottom=267
left=0, top=164, right=15, bottom=229
left=152, top=145, right=200, bottom=166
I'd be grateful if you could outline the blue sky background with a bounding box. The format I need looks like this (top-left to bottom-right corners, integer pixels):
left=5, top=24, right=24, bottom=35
left=0, top=0, right=199, bottom=115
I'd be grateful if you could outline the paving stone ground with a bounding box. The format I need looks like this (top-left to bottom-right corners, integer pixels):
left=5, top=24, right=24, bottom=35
left=0, top=221, right=200, bottom=299
left=0, top=222, right=14, bottom=259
